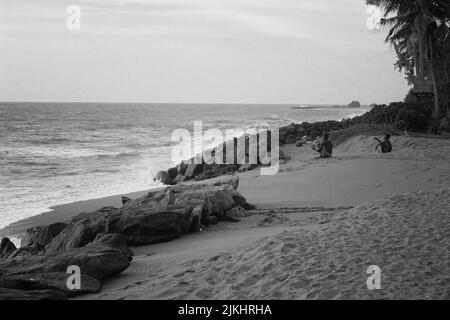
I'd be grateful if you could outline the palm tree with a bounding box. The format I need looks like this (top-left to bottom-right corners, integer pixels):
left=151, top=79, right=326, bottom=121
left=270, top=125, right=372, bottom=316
left=367, top=0, right=450, bottom=132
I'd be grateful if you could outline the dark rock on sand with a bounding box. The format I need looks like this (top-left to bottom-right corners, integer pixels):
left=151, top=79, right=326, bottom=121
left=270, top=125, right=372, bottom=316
left=0, top=248, right=130, bottom=280
left=184, top=163, right=204, bottom=180
left=84, top=233, right=134, bottom=259
left=0, top=237, right=16, bottom=258
left=22, top=222, right=68, bottom=248
left=0, top=231, right=131, bottom=299
left=122, top=196, right=132, bottom=205
left=0, top=272, right=101, bottom=296
left=229, top=189, right=256, bottom=210
left=226, top=205, right=247, bottom=219
left=167, top=167, right=178, bottom=180
left=46, top=207, right=118, bottom=252
left=154, top=170, right=175, bottom=185
left=108, top=211, right=183, bottom=246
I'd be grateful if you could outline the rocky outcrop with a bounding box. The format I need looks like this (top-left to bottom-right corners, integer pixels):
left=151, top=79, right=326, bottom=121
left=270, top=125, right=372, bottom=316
left=41, top=177, right=252, bottom=249
left=0, top=272, right=101, bottom=297
left=1, top=245, right=131, bottom=280
left=347, top=100, right=361, bottom=108
left=0, top=177, right=253, bottom=299
left=155, top=121, right=354, bottom=185
left=0, top=239, right=131, bottom=299
left=278, top=121, right=348, bottom=145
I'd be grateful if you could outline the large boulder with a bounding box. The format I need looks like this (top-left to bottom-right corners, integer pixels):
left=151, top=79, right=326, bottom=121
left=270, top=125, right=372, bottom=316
left=184, top=163, right=204, bottom=180
left=22, top=222, right=68, bottom=248
left=46, top=207, right=119, bottom=252
left=0, top=237, right=16, bottom=258
left=107, top=212, right=182, bottom=246
left=204, top=190, right=236, bottom=219
left=0, top=233, right=132, bottom=299
left=84, top=233, right=134, bottom=259
left=0, top=248, right=131, bottom=281
left=0, top=272, right=101, bottom=297
left=154, top=170, right=175, bottom=185
left=167, top=167, right=178, bottom=180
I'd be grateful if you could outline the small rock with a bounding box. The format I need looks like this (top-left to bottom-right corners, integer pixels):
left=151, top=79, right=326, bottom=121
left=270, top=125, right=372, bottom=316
left=121, top=196, right=132, bottom=205
left=154, top=171, right=175, bottom=185
left=226, top=206, right=246, bottom=219
left=0, top=238, right=16, bottom=258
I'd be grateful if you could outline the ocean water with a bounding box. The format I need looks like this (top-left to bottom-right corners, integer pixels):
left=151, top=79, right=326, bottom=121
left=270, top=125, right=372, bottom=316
left=0, top=103, right=367, bottom=229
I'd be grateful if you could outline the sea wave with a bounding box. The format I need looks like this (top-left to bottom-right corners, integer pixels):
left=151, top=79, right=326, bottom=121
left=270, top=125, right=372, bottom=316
left=95, top=151, right=142, bottom=160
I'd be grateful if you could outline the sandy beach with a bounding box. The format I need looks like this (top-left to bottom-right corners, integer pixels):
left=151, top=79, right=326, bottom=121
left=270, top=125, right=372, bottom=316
left=3, top=129, right=449, bottom=299
left=2, top=0, right=450, bottom=304
left=84, top=132, right=450, bottom=300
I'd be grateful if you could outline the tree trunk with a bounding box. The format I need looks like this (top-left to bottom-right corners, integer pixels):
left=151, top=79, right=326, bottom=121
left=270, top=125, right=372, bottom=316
left=429, top=35, right=440, bottom=133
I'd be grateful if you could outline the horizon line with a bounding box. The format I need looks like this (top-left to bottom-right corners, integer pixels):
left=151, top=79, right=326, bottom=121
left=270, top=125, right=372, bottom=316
left=0, top=101, right=376, bottom=106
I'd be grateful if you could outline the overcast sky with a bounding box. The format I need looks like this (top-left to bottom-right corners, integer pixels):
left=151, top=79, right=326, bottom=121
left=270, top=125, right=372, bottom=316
left=0, top=0, right=410, bottom=104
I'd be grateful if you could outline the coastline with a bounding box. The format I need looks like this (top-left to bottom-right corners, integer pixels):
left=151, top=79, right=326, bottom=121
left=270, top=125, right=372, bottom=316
left=1, top=114, right=448, bottom=240
left=0, top=114, right=363, bottom=240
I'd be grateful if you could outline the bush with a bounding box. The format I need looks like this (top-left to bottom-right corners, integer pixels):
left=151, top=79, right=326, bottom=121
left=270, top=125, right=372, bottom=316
left=394, top=103, right=432, bottom=131
left=351, top=101, right=432, bottom=132
left=352, top=102, right=403, bottom=126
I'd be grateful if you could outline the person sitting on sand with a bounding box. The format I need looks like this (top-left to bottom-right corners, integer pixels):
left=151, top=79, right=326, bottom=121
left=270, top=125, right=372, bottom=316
left=312, top=133, right=333, bottom=158
left=375, top=134, right=392, bottom=153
